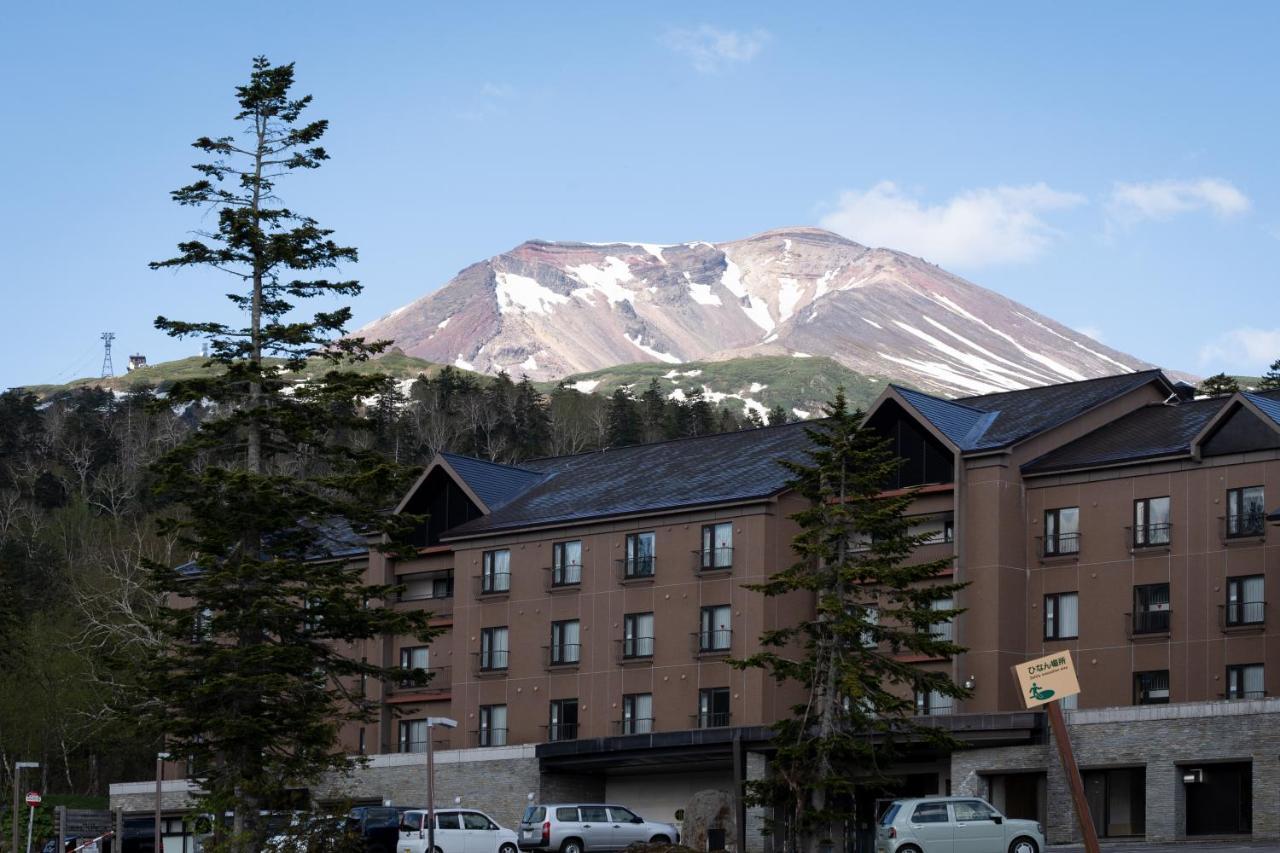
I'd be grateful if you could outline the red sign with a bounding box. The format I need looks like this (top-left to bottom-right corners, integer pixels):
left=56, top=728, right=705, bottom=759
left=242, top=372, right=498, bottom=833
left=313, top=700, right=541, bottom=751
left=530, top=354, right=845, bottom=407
left=25, top=791, right=41, bottom=807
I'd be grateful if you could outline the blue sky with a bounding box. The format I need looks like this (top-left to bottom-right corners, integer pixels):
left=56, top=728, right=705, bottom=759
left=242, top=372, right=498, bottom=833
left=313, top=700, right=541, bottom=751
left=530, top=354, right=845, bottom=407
left=3, top=1, right=1278, bottom=389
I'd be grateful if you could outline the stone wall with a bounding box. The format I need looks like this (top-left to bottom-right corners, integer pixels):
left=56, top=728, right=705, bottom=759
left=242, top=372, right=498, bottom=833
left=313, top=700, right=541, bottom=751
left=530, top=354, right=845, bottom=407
left=951, top=699, right=1280, bottom=844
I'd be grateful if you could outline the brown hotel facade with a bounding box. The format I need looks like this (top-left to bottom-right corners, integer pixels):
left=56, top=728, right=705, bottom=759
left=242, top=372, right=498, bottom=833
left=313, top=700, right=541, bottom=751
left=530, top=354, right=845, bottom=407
left=115, top=370, right=1280, bottom=847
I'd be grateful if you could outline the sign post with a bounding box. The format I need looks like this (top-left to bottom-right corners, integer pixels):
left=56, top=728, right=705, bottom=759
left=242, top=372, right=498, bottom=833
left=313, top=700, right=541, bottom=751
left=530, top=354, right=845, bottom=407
left=1011, top=650, right=1099, bottom=853
left=25, top=791, right=41, bottom=853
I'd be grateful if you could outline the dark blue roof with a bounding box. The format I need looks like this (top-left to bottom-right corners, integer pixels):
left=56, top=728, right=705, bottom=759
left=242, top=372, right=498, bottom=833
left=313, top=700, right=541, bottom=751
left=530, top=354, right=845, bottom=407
left=891, top=386, right=994, bottom=450
left=439, top=452, right=547, bottom=511
left=1244, top=392, right=1280, bottom=429
left=442, top=422, right=815, bottom=538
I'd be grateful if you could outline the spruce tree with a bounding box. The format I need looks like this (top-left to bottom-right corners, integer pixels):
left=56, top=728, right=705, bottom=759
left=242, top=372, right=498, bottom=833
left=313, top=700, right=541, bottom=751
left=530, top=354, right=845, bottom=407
left=513, top=376, right=552, bottom=460
left=1199, top=372, right=1240, bottom=397
left=141, top=57, right=438, bottom=852
left=639, top=379, right=668, bottom=443
left=734, top=391, right=966, bottom=853
left=767, top=404, right=790, bottom=426
left=605, top=388, right=643, bottom=447
left=1259, top=359, right=1280, bottom=391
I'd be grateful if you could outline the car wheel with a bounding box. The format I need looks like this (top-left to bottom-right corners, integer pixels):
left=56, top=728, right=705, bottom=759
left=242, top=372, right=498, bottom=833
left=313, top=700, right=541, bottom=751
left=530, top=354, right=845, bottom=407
left=560, top=838, right=585, bottom=853
left=1009, top=838, right=1038, bottom=853
left=648, top=836, right=670, bottom=845
left=501, top=844, right=518, bottom=853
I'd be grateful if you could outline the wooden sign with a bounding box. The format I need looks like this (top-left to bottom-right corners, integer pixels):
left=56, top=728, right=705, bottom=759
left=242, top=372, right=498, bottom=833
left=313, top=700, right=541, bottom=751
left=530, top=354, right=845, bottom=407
left=1012, top=650, right=1081, bottom=708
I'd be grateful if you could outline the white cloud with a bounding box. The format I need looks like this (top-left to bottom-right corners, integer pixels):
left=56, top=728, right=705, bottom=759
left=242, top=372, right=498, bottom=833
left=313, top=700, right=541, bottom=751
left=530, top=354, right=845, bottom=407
left=662, top=25, right=769, bottom=73
left=1108, top=178, right=1251, bottom=224
left=818, top=181, right=1086, bottom=268
left=1198, top=327, right=1280, bottom=374
left=459, top=82, right=516, bottom=121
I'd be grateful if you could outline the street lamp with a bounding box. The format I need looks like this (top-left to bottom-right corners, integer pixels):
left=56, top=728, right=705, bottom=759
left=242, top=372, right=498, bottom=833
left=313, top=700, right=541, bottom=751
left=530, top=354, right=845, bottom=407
left=425, top=717, right=457, bottom=853
left=156, top=752, right=170, bottom=853
left=11, top=762, right=38, bottom=853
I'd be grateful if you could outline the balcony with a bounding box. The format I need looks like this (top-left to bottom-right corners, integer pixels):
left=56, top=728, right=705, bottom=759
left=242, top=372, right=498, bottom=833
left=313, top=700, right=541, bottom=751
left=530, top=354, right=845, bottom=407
left=617, top=557, right=656, bottom=583
left=544, top=643, right=582, bottom=669
left=545, top=723, right=579, bottom=742
left=616, top=636, right=655, bottom=663
left=692, top=711, right=731, bottom=729
left=1221, top=601, right=1266, bottom=631
left=1131, top=523, right=1172, bottom=550
left=693, top=629, right=733, bottom=657
left=1223, top=513, right=1267, bottom=542
left=1127, top=609, right=1171, bottom=638
left=476, top=572, right=511, bottom=598
left=692, top=547, right=734, bottom=574
left=472, top=650, right=509, bottom=676
left=615, top=718, right=655, bottom=735
left=471, top=728, right=509, bottom=748
left=390, top=665, right=452, bottom=699
left=1040, top=532, right=1080, bottom=559
left=546, top=563, right=583, bottom=592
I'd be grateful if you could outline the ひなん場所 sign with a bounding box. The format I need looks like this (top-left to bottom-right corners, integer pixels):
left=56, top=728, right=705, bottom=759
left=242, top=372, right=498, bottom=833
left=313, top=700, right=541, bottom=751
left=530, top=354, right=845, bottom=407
left=1012, top=650, right=1081, bottom=708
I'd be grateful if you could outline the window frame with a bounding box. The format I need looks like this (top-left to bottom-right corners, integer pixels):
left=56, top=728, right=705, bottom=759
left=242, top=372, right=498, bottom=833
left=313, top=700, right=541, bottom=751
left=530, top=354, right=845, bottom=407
left=699, top=604, right=732, bottom=652
left=1226, top=486, right=1266, bottom=538
left=551, top=540, right=583, bottom=586
left=1133, top=496, right=1172, bottom=548
left=621, top=692, right=653, bottom=734
left=478, top=704, right=507, bottom=747
left=481, top=549, right=511, bottom=593
left=1134, top=669, right=1170, bottom=705
left=479, top=626, right=509, bottom=671
left=697, top=686, right=731, bottom=728
left=549, top=698, right=579, bottom=741
left=622, top=612, right=655, bottom=659
left=550, top=619, right=581, bottom=665
left=1044, top=591, right=1080, bottom=640
left=1132, top=583, right=1171, bottom=635
left=1225, top=575, right=1266, bottom=626
left=1226, top=663, right=1264, bottom=700
left=1043, top=506, right=1081, bottom=556
left=699, top=522, right=734, bottom=570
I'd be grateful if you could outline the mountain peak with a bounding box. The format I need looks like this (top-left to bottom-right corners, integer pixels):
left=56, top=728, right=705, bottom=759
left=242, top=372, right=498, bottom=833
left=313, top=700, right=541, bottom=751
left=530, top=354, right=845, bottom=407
left=357, top=227, right=1152, bottom=397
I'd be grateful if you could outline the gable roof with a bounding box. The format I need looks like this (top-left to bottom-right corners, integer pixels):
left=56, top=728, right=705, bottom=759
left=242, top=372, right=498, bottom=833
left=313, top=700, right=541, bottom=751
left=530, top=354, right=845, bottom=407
left=890, top=386, right=994, bottom=450
left=437, top=452, right=547, bottom=511
left=441, top=421, right=816, bottom=539
left=1243, top=391, right=1280, bottom=429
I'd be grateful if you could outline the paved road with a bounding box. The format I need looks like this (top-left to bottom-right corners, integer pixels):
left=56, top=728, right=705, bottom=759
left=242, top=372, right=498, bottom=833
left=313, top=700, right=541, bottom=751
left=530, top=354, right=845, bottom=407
left=1050, top=843, right=1275, bottom=852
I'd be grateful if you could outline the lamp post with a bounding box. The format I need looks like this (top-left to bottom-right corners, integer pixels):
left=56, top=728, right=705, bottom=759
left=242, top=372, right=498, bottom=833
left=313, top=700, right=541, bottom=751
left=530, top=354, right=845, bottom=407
left=11, top=762, right=38, bottom=853
left=424, top=717, right=457, bottom=853
left=155, top=752, right=170, bottom=853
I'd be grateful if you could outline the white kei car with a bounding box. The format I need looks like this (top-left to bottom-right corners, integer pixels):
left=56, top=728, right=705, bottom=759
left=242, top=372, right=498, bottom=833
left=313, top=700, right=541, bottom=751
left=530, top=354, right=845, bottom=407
left=399, top=808, right=519, bottom=853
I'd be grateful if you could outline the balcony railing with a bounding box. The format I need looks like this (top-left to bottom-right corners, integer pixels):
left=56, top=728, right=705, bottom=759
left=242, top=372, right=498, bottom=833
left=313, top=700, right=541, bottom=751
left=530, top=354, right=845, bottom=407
left=472, top=728, right=509, bottom=747
left=693, top=547, right=734, bottom=572
left=693, top=711, right=731, bottom=729
left=618, top=636, right=655, bottom=661
left=477, top=572, right=511, bottom=596
left=545, top=643, right=582, bottom=667
left=615, top=717, right=655, bottom=735
left=1225, top=512, right=1267, bottom=540
left=1042, top=532, right=1080, bottom=557
left=548, top=563, right=583, bottom=589
left=1222, top=601, right=1266, bottom=628
left=1226, top=690, right=1266, bottom=700
left=1129, top=609, right=1171, bottom=636
left=618, top=557, right=656, bottom=581
left=473, top=650, right=509, bottom=674
left=545, top=723, right=579, bottom=742
left=694, top=629, right=733, bottom=655
left=394, top=665, right=452, bottom=692
left=1132, top=523, right=1172, bottom=549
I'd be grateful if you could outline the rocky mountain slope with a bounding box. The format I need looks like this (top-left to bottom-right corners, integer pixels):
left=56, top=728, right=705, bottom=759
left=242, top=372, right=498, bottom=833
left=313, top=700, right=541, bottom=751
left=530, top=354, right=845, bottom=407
left=357, top=227, right=1152, bottom=397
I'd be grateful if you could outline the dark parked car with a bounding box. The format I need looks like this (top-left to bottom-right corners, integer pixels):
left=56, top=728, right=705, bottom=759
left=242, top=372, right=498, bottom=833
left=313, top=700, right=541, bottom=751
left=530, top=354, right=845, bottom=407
left=346, top=806, right=402, bottom=853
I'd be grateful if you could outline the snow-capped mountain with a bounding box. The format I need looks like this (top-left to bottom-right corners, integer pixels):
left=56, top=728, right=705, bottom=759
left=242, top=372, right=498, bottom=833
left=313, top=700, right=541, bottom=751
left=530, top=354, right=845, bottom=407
left=357, top=227, right=1151, bottom=397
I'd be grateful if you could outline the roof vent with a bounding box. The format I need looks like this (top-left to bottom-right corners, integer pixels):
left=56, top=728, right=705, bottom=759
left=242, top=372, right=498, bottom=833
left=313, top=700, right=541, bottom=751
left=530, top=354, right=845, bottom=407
left=1173, top=381, right=1197, bottom=402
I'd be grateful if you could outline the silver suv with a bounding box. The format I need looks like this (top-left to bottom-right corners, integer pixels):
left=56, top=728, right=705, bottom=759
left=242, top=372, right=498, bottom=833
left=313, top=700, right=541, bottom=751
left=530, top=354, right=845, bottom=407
left=876, top=797, right=1043, bottom=853
left=517, top=804, right=679, bottom=853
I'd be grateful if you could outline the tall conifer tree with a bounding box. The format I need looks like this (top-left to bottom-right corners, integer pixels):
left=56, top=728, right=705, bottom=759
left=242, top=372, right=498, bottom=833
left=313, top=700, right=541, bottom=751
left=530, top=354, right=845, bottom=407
left=141, top=57, right=437, bottom=851
left=734, top=392, right=966, bottom=853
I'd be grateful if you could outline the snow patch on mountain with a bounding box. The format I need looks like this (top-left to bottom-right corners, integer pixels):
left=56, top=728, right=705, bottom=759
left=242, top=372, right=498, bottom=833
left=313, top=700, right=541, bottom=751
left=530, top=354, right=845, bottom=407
left=626, top=334, right=681, bottom=364
left=495, top=271, right=569, bottom=315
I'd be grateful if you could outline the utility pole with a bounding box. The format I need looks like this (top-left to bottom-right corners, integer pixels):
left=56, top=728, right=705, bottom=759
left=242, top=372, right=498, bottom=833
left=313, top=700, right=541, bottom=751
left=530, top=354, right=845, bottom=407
left=11, top=762, right=38, bottom=853
left=425, top=718, right=457, bottom=853
left=155, top=752, right=170, bottom=853
left=100, top=332, right=116, bottom=378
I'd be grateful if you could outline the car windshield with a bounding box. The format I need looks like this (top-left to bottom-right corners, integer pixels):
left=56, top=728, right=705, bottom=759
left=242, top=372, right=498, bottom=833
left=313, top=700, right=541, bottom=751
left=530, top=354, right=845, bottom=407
left=522, top=806, right=545, bottom=823
left=879, top=804, right=901, bottom=826
left=400, top=812, right=424, bottom=832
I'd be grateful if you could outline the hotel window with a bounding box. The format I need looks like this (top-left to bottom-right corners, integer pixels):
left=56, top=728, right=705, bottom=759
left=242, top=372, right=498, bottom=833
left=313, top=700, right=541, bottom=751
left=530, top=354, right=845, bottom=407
left=930, top=597, right=954, bottom=643
left=1226, top=664, right=1264, bottom=700
left=549, top=699, right=579, bottom=741
left=398, top=719, right=428, bottom=753
left=479, top=626, right=509, bottom=671
left=623, top=612, right=654, bottom=658
left=624, top=532, right=656, bottom=578
left=1043, top=507, right=1080, bottom=556
left=550, top=620, right=581, bottom=665
left=1044, top=592, right=1079, bottom=640
left=622, top=693, right=653, bottom=734
left=698, top=687, right=731, bottom=728
left=1226, top=575, right=1265, bottom=625
left=1226, top=486, right=1266, bottom=537
left=399, top=646, right=430, bottom=686
left=1132, top=583, right=1170, bottom=634
left=911, top=513, right=955, bottom=545
left=914, top=689, right=953, bottom=716
left=1133, top=497, right=1171, bottom=547
left=699, top=605, right=732, bottom=652
left=478, top=704, right=507, bottom=746
left=699, top=523, right=734, bottom=570
left=400, top=571, right=453, bottom=601
left=860, top=605, right=879, bottom=648
left=1134, top=670, right=1170, bottom=705
left=481, top=549, right=511, bottom=593
left=552, top=540, right=582, bottom=586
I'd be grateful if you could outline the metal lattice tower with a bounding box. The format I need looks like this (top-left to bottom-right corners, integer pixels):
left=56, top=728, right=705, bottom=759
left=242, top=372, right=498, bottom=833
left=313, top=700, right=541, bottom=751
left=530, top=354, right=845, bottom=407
left=100, top=332, right=116, bottom=377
